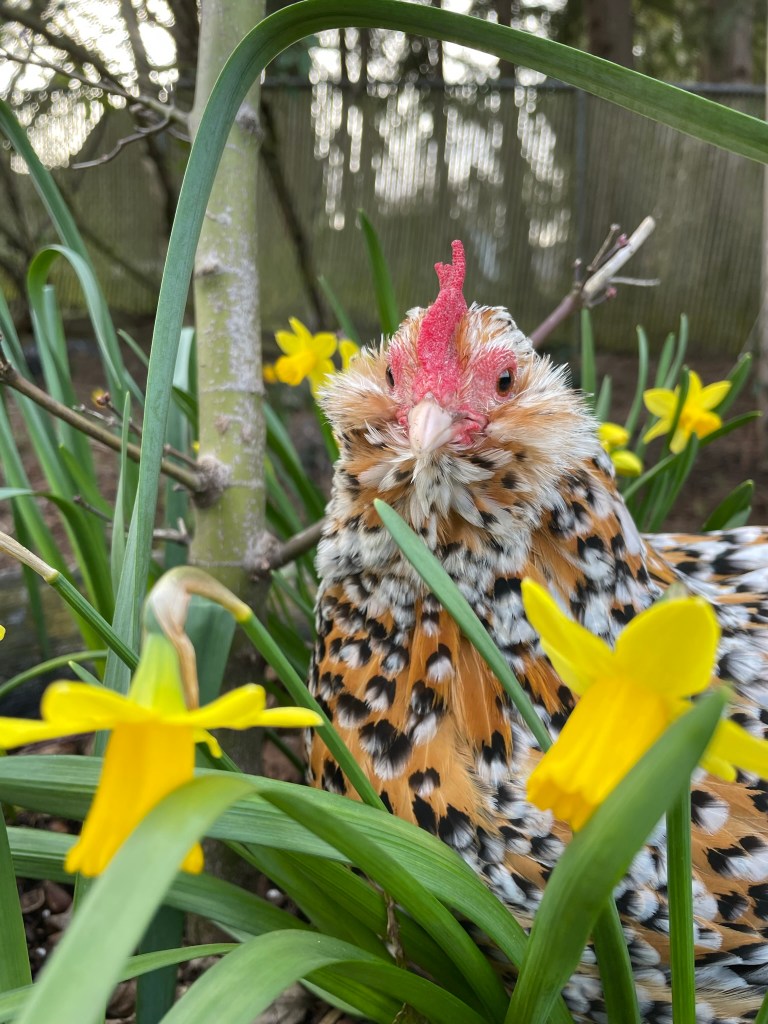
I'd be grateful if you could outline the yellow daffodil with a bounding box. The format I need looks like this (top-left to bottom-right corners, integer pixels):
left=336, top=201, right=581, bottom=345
left=521, top=580, right=768, bottom=831
left=597, top=422, right=643, bottom=478
left=643, top=372, right=730, bottom=453
left=274, top=318, right=338, bottom=396
left=339, top=338, right=360, bottom=370
left=263, top=363, right=278, bottom=384
left=0, top=633, right=321, bottom=876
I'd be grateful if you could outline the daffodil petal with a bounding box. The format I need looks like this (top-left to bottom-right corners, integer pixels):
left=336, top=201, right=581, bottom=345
left=312, top=332, right=339, bottom=360
left=275, top=351, right=315, bottom=386
left=253, top=706, right=323, bottom=728
left=700, top=380, right=731, bottom=411
left=309, top=359, right=336, bottom=396
left=685, top=370, right=703, bottom=403
left=274, top=329, right=302, bottom=356
left=614, top=597, right=719, bottom=696
left=180, top=685, right=322, bottom=731
left=670, top=426, right=689, bottom=454
left=42, top=682, right=152, bottom=730
left=598, top=422, right=629, bottom=450
left=691, top=409, right=722, bottom=440
left=610, top=449, right=643, bottom=477
left=288, top=317, right=312, bottom=343
left=181, top=685, right=265, bottom=727
left=643, top=389, right=675, bottom=418
left=339, top=339, right=360, bottom=369
left=643, top=419, right=671, bottom=444
left=527, top=678, right=668, bottom=830
left=195, top=730, right=222, bottom=758
left=0, top=717, right=82, bottom=750
left=521, top=579, right=612, bottom=695
left=706, top=718, right=768, bottom=780
left=65, top=722, right=197, bottom=876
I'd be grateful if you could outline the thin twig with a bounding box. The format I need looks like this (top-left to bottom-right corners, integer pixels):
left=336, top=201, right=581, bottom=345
left=0, top=42, right=187, bottom=127
left=530, top=216, right=657, bottom=348
left=71, top=114, right=173, bottom=169
left=252, top=520, right=324, bottom=578
left=0, top=359, right=202, bottom=492
left=269, top=520, right=324, bottom=570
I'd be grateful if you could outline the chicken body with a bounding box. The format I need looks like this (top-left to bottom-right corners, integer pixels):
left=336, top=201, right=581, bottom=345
left=308, top=242, right=768, bottom=1022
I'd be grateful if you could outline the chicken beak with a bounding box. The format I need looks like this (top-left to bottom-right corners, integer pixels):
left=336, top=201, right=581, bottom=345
left=408, top=398, right=455, bottom=455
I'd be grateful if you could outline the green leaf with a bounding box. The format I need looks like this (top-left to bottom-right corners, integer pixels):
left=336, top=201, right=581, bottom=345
left=15, top=775, right=252, bottom=1024
left=0, top=809, right=31, bottom=993
left=702, top=480, right=754, bottom=532
left=579, top=309, right=596, bottom=408
left=593, top=374, right=612, bottom=422
left=624, top=326, right=649, bottom=437
left=358, top=210, right=400, bottom=335
left=0, top=651, right=107, bottom=703
left=667, top=786, right=695, bottom=1024
left=136, top=907, right=185, bottom=1024
left=505, top=690, right=727, bottom=1024
left=717, top=353, right=752, bottom=415
left=318, top=274, right=362, bottom=346
left=244, top=785, right=509, bottom=1022
left=164, top=929, right=487, bottom=1024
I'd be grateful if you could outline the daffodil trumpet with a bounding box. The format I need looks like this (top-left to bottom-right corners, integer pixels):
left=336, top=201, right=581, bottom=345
left=521, top=579, right=768, bottom=831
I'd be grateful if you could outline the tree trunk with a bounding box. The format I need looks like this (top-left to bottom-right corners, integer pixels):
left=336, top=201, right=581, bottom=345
left=583, top=0, right=634, bottom=68
left=187, top=0, right=268, bottom=910
left=699, top=0, right=755, bottom=82
left=189, top=0, right=265, bottom=610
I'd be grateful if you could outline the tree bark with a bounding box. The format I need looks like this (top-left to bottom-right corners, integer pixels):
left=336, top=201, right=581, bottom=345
left=583, top=0, right=634, bottom=68
left=189, top=0, right=265, bottom=608
left=187, top=0, right=268, bottom=910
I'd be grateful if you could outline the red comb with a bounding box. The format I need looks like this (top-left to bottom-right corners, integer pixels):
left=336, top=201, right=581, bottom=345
left=416, top=240, right=467, bottom=374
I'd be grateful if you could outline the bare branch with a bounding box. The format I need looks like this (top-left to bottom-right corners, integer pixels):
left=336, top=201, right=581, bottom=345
left=0, top=2, right=117, bottom=85
left=530, top=217, right=657, bottom=348
left=252, top=520, right=324, bottom=578
left=71, top=113, right=173, bottom=169
left=0, top=48, right=188, bottom=127
left=0, top=358, right=202, bottom=493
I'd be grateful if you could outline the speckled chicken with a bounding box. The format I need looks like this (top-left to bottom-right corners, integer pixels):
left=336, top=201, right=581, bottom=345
left=308, top=240, right=768, bottom=1023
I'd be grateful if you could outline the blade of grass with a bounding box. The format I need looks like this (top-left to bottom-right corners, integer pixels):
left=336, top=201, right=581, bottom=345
left=318, top=274, right=362, bottom=346
left=0, top=809, right=31, bottom=992
left=0, top=651, right=107, bottom=702
left=579, top=309, right=596, bottom=408
left=717, top=353, right=753, bottom=415
left=358, top=210, right=400, bottom=335
left=702, top=480, right=754, bottom=531
left=667, top=786, right=695, bottom=1024
left=624, top=326, right=649, bottom=436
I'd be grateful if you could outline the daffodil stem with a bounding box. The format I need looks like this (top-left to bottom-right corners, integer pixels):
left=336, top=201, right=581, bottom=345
left=49, top=575, right=138, bottom=671
left=592, top=906, right=641, bottom=1024
left=667, top=783, right=696, bottom=1024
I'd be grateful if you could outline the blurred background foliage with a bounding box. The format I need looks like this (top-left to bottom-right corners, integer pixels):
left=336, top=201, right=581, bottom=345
left=0, top=0, right=764, bottom=352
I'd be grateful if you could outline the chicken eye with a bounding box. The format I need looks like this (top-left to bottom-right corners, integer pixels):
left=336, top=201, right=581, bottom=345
left=386, top=365, right=395, bottom=388
left=496, top=369, right=514, bottom=396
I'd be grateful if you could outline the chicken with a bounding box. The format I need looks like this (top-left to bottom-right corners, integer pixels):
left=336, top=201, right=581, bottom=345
left=308, top=240, right=768, bottom=1023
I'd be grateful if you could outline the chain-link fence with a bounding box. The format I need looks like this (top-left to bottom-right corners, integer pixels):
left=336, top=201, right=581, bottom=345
left=1, top=81, right=764, bottom=353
